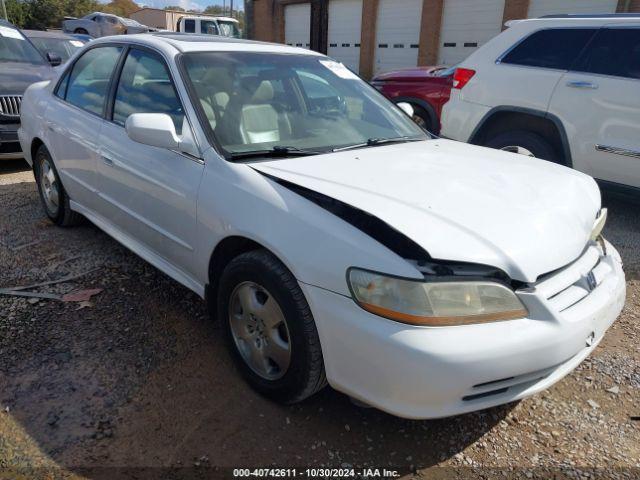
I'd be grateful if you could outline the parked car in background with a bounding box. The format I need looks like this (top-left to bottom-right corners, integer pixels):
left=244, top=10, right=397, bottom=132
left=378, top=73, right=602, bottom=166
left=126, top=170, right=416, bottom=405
left=441, top=14, right=640, bottom=193
left=371, top=65, right=454, bottom=134
left=24, top=30, right=87, bottom=64
left=62, top=12, right=150, bottom=37
left=0, top=20, right=55, bottom=160
left=70, top=33, right=94, bottom=44
left=19, top=34, right=625, bottom=419
left=176, top=16, right=241, bottom=37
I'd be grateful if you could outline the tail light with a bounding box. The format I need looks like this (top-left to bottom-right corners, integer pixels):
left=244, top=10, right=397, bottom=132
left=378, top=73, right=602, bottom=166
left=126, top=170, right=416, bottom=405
left=452, top=68, right=476, bottom=89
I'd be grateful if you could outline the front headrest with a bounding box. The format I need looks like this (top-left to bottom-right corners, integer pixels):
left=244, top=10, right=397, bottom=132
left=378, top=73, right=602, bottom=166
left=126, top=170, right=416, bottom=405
left=251, top=80, right=274, bottom=103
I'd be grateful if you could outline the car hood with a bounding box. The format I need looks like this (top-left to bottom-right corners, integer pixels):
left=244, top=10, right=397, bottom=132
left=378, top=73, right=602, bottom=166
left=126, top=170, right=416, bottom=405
left=0, top=62, right=53, bottom=95
left=251, top=139, right=601, bottom=283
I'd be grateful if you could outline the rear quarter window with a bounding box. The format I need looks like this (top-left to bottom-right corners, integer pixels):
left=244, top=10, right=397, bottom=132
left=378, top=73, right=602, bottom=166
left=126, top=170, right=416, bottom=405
left=500, top=28, right=597, bottom=70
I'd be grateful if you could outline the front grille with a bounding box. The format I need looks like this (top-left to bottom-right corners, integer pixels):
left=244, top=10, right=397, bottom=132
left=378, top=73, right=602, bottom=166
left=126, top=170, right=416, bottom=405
left=0, top=95, right=22, bottom=117
left=535, top=245, right=608, bottom=312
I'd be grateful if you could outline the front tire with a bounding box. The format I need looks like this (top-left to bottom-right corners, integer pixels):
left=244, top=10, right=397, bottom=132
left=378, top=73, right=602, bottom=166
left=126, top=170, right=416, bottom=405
left=218, top=249, right=327, bottom=403
left=34, top=145, right=82, bottom=227
left=74, top=28, right=88, bottom=35
left=484, top=130, right=558, bottom=163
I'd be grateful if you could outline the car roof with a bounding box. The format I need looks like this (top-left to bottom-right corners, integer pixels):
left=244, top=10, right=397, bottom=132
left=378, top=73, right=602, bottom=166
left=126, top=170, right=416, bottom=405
left=92, top=33, right=323, bottom=56
left=23, top=29, right=77, bottom=39
left=507, top=14, right=640, bottom=28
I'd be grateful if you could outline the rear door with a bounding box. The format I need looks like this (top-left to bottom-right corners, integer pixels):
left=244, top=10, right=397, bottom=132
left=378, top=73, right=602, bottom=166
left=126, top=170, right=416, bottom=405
left=482, top=28, right=597, bottom=112
left=47, top=45, right=123, bottom=211
left=96, top=46, right=204, bottom=276
left=549, top=26, right=640, bottom=188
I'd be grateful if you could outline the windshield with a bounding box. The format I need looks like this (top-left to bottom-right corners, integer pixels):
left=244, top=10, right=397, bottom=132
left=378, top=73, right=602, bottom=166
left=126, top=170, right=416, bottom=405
left=29, top=37, right=84, bottom=62
left=0, top=26, right=45, bottom=64
left=217, top=20, right=241, bottom=38
left=183, top=52, right=428, bottom=158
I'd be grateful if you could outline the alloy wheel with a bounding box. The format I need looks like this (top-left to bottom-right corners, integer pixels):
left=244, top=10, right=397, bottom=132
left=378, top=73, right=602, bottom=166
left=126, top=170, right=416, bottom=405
left=40, top=157, right=60, bottom=216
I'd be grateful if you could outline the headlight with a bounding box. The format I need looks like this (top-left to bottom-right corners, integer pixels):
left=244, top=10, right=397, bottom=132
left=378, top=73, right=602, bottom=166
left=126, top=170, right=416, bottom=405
left=347, top=268, right=528, bottom=326
left=590, top=208, right=607, bottom=241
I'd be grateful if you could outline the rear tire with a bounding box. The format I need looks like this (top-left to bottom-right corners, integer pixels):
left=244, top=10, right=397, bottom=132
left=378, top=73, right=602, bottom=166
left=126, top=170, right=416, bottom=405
left=484, top=130, right=558, bottom=163
left=34, top=145, right=83, bottom=227
left=217, top=249, right=327, bottom=404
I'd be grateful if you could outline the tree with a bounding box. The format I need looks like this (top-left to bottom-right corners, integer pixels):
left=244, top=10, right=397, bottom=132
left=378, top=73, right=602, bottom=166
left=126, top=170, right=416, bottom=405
left=5, top=0, right=30, bottom=27
left=102, top=0, right=140, bottom=17
left=163, top=5, right=185, bottom=11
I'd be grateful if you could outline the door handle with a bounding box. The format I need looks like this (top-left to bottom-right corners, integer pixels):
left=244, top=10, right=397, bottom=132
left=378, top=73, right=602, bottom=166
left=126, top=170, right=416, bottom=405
left=566, top=80, right=598, bottom=89
left=102, top=155, right=115, bottom=167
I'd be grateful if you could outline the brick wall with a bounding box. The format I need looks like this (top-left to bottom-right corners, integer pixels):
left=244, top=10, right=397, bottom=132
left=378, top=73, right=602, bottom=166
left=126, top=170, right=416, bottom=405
left=502, top=0, right=529, bottom=28
left=250, top=0, right=640, bottom=76
left=358, top=0, right=378, bottom=80
left=417, top=0, right=445, bottom=66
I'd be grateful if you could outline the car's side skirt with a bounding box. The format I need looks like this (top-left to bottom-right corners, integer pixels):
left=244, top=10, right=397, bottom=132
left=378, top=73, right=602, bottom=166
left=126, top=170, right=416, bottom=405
left=70, top=200, right=206, bottom=298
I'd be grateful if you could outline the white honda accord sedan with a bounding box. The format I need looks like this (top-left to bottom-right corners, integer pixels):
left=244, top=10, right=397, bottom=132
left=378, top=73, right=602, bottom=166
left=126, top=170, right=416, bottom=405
left=18, top=34, right=626, bottom=419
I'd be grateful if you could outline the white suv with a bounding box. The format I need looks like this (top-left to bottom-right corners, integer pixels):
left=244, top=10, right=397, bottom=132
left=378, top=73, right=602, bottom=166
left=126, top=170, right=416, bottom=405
left=441, top=14, right=640, bottom=193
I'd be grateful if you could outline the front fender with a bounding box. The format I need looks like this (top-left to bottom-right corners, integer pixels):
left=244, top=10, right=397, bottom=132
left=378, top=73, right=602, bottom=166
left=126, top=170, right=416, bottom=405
left=194, top=153, right=421, bottom=296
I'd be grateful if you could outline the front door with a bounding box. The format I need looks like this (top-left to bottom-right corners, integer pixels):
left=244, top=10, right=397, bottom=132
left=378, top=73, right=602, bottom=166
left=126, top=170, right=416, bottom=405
left=549, top=26, right=640, bottom=188
left=97, top=47, right=204, bottom=278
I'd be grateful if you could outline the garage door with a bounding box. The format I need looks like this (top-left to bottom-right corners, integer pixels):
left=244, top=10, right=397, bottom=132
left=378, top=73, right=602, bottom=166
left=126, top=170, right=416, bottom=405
left=285, top=3, right=311, bottom=49
left=438, top=0, right=505, bottom=66
left=528, top=0, right=617, bottom=18
left=327, top=0, right=363, bottom=73
left=374, top=0, right=423, bottom=74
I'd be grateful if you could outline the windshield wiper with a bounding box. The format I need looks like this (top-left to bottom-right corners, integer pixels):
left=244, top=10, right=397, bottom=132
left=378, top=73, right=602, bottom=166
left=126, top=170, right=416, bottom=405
left=229, top=146, right=325, bottom=161
left=332, top=136, right=423, bottom=152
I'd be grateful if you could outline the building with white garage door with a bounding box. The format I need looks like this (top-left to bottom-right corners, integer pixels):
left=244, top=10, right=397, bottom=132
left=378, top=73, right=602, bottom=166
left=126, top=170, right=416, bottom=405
left=246, top=0, right=640, bottom=78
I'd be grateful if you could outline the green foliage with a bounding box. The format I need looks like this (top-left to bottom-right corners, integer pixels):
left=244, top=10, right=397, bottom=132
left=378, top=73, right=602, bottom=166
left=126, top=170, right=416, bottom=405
left=3, top=0, right=100, bottom=29
left=102, top=0, right=139, bottom=17
left=163, top=5, right=185, bottom=11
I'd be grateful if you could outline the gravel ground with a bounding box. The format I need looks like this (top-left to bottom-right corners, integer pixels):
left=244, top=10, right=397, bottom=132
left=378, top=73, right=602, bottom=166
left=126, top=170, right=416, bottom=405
left=0, top=159, right=638, bottom=479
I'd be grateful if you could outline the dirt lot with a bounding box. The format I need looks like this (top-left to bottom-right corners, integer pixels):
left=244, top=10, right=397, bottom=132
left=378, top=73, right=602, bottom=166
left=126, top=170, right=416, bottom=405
left=0, top=159, right=638, bottom=479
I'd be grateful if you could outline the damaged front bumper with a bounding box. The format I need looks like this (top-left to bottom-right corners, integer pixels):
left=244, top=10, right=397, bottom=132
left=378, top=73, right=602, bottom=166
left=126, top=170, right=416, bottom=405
left=301, top=239, right=625, bottom=419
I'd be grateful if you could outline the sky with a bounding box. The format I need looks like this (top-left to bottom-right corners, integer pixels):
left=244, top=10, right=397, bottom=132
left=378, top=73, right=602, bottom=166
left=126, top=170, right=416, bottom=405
left=136, top=0, right=243, bottom=13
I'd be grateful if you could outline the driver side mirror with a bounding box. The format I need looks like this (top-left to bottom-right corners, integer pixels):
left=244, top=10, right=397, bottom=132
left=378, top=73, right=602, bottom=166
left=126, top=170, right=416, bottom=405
left=46, top=52, right=62, bottom=67
left=396, top=102, right=414, bottom=118
left=125, top=113, right=199, bottom=157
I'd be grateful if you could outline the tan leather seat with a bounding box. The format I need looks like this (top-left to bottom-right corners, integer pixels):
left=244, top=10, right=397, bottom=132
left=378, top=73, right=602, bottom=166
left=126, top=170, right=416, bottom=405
left=239, top=80, right=292, bottom=144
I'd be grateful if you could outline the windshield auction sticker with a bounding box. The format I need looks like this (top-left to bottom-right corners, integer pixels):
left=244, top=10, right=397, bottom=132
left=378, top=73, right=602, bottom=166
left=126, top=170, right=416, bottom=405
left=0, top=26, right=25, bottom=40
left=319, top=60, right=359, bottom=80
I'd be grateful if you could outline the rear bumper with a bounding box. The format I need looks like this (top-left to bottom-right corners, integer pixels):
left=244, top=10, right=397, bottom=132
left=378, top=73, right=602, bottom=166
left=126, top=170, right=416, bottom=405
left=302, top=240, right=625, bottom=419
left=0, top=123, right=23, bottom=160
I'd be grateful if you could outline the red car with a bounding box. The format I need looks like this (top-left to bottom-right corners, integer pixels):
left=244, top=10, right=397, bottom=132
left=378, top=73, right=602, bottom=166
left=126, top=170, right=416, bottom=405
left=371, top=65, right=454, bottom=134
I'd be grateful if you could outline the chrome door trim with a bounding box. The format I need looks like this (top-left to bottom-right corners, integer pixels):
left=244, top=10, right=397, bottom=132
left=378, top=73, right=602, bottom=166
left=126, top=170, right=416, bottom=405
left=595, top=144, right=640, bottom=159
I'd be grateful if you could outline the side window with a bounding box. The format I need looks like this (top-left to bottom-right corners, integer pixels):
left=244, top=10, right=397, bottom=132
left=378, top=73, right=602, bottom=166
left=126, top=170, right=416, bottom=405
left=500, top=29, right=596, bottom=70
left=55, top=69, right=70, bottom=99
left=574, top=28, right=640, bottom=80
left=65, top=46, right=122, bottom=115
left=112, top=49, right=184, bottom=134
left=184, top=19, right=195, bottom=33
left=201, top=20, right=219, bottom=35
